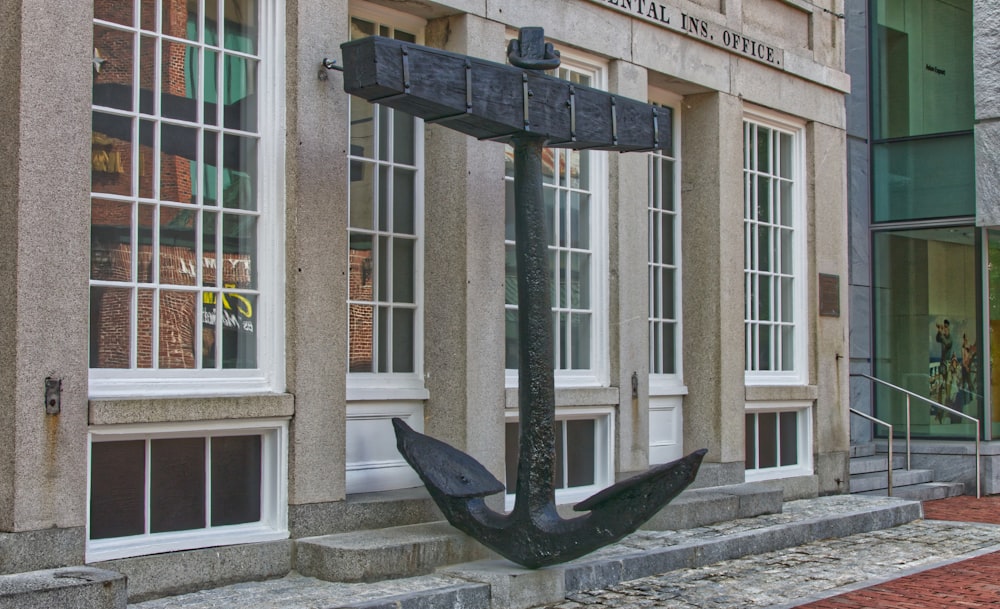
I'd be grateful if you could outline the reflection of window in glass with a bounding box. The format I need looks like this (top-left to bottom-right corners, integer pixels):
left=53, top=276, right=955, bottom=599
left=346, top=17, right=421, bottom=377
left=91, top=0, right=263, bottom=373
left=648, top=106, right=679, bottom=378
left=504, top=63, right=601, bottom=378
left=744, top=118, right=802, bottom=381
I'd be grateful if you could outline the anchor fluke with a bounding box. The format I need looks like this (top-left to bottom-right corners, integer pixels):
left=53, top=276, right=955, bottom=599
left=392, top=418, right=505, bottom=498
left=574, top=448, right=708, bottom=512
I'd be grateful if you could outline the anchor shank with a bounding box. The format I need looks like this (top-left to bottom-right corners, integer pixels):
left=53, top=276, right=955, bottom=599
left=511, top=134, right=558, bottom=518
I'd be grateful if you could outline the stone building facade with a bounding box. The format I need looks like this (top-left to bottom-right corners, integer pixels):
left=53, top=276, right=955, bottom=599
left=0, top=0, right=849, bottom=600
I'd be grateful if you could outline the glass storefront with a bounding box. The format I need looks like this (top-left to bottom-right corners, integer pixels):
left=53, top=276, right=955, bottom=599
left=872, top=227, right=981, bottom=439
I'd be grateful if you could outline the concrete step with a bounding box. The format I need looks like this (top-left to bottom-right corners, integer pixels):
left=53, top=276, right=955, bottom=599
left=849, top=454, right=906, bottom=475
left=850, top=442, right=876, bottom=458
left=849, top=468, right=934, bottom=493
left=131, top=495, right=923, bottom=609
left=859, top=481, right=965, bottom=501
left=295, top=482, right=784, bottom=583
left=295, top=521, right=497, bottom=583
left=0, top=567, right=126, bottom=609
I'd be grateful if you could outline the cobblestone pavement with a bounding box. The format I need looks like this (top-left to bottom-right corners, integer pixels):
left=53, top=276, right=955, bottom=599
left=132, top=495, right=1000, bottom=609
left=546, top=495, right=1000, bottom=609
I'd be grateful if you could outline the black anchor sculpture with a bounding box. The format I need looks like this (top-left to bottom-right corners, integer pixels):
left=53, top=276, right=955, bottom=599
left=341, top=27, right=707, bottom=568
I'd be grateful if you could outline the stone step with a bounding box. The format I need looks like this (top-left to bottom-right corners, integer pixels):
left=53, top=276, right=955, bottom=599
left=849, top=468, right=934, bottom=493
left=295, top=482, right=784, bottom=583
left=849, top=454, right=906, bottom=475
left=0, top=567, right=126, bottom=609
left=130, top=495, right=923, bottom=609
left=858, top=481, right=965, bottom=501
left=850, top=442, right=877, bottom=458
left=295, top=521, right=497, bottom=583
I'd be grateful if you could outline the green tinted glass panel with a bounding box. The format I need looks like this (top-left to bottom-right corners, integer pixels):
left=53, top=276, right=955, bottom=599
left=871, top=0, right=973, bottom=140
left=871, top=134, right=974, bottom=222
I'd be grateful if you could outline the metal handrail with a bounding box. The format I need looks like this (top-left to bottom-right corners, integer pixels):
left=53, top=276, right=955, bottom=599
left=851, top=372, right=981, bottom=498
left=849, top=408, right=893, bottom=496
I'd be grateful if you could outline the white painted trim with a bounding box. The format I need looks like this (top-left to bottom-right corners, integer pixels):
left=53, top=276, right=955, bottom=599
left=345, top=401, right=423, bottom=493
left=86, top=418, right=289, bottom=562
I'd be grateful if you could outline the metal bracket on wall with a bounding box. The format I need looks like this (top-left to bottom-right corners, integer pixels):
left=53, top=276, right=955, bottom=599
left=45, top=377, right=61, bottom=415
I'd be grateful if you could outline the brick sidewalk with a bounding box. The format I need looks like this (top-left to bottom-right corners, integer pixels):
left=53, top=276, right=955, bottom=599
left=796, top=496, right=1000, bottom=609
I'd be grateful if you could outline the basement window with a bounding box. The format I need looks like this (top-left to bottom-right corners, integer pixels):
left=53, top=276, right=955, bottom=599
left=87, top=419, right=287, bottom=562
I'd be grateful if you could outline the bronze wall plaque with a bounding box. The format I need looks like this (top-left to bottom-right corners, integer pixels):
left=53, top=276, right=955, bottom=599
left=819, top=273, right=840, bottom=317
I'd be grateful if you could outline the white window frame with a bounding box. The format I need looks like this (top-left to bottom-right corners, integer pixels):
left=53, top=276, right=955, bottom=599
left=648, top=88, right=686, bottom=397
left=504, top=46, right=610, bottom=390
left=345, top=2, right=427, bottom=402
left=89, top=0, right=286, bottom=398
left=503, top=406, right=615, bottom=510
left=86, top=418, right=289, bottom=562
left=743, top=108, right=808, bottom=386
left=744, top=402, right=813, bottom=481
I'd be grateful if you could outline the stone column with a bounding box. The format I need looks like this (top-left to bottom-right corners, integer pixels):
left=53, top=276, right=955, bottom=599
left=808, top=121, right=851, bottom=496
left=0, top=0, right=92, bottom=566
left=421, top=14, right=508, bottom=479
left=285, top=0, right=351, bottom=508
left=679, top=91, right=746, bottom=485
left=608, top=60, right=651, bottom=474
left=974, top=0, right=1000, bottom=226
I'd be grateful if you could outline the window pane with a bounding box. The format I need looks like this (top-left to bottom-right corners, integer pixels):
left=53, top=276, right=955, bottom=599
left=349, top=235, right=374, bottom=301
left=779, top=412, right=798, bottom=466
left=394, top=168, right=416, bottom=234
left=221, top=292, right=256, bottom=368
left=225, top=0, right=258, bottom=52
left=93, top=27, right=134, bottom=112
left=150, top=438, right=206, bottom=533
left=91, top=287, right=132, bottom=368
left=504, top=422, right=519, bottom=491
left=393, top=111, right=415, bottom=165
left=757, top=412, right=777, bottom=468
left=349, top=303, right=374, bottom=372
left=160, top=207, right=198, bottom=286
left=223, top=57, right=258, bottom=132
left=159, top=290, right=197, bottom=368
left=221, top=134, right=257, bottom=210
left=393, top=239, right=415, bottom=303
left=566, top=420, right=596, bottom=487
left=90, top=441, right=146, bottom=539
left=392, top=308, right=415, bottom=373
left=160, top=123, right=198, bottom=204
left=211, top=435, right=262, bottom=526
left=92, top=113, right=134, bottom=196
left=92, top=199, right=133, bottom=282
left=222, top=213, right=257, bottom=288
left=349, top=162, right=375, bottom=230
left=744, top=414, right=756, bottom=469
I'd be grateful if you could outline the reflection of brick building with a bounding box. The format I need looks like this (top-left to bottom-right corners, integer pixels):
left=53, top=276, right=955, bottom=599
left=348, top=247, right=373, bottom=372
left=92, top=0, right=253, bottom=369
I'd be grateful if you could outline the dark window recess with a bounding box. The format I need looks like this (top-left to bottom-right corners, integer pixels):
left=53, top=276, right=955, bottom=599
left=757, top=412, right=778, bottom=469
left=779, top=411, right=799, bottom=466
left=745, top=414, right=757, bottom=470
left=150, top=438, right=206, bottom=533
left=565, top=420, right=596, bottom=488
left=211, top=435, right=262, bottom=526
left=90, top=440, right=146, bottom=539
